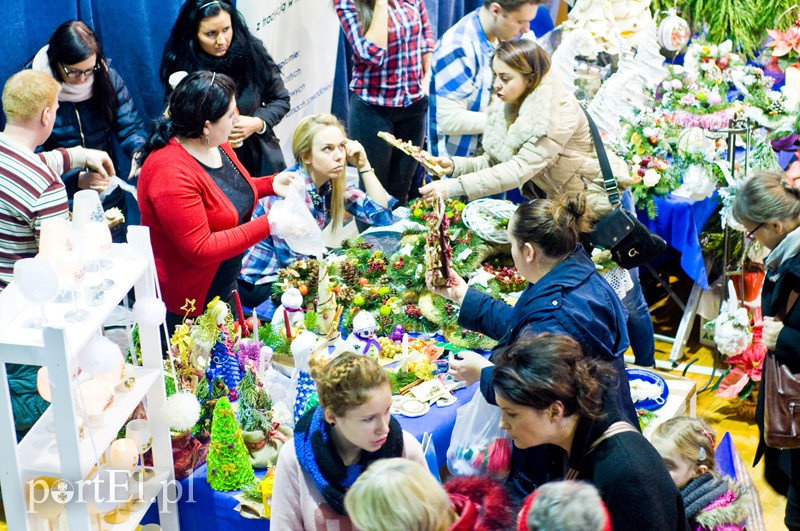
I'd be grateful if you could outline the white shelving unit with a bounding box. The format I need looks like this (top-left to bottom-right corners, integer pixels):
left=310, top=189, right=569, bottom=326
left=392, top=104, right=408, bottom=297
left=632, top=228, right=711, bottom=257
left=0, top=226, right=179, bottom=530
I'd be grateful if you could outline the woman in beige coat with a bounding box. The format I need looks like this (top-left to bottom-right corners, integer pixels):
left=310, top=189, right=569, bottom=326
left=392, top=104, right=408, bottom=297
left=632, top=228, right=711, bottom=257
left=419, top=39, right=631, bottom=220
left=420, top=38, right=655, bottom=366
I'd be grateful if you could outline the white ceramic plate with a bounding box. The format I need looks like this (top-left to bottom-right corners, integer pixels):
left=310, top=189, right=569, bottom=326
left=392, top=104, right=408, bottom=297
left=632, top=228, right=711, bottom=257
left=396, top=398, right=430, bottom=417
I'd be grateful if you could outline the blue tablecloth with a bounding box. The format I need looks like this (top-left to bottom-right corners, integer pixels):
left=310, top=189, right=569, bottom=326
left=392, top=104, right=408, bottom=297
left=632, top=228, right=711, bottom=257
left=637, top=192, right=720, bottom=289
left=143, top=381, right=479, bottom=530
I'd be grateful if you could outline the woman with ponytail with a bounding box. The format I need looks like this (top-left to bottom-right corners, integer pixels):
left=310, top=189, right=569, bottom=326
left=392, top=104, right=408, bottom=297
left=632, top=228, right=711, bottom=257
left=427, top=193, right=636, bottom=498
left=271, top=352, right=424, bottom=530
left=137, top=71, right=294, bottom=333
left=422, top=38, right=657, bottom=368
left=494, top=333, right=687, bottom=530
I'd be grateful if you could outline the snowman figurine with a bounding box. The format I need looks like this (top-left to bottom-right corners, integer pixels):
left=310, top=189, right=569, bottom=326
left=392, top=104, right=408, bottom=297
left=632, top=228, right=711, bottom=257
left=271, top=288, right=306, bottom=331
left=345, top=311, right=382, bottom=360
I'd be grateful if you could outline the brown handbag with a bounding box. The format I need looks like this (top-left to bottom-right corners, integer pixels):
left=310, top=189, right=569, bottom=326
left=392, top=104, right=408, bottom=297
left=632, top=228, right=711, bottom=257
left=763, top=288, right=800, bottom=449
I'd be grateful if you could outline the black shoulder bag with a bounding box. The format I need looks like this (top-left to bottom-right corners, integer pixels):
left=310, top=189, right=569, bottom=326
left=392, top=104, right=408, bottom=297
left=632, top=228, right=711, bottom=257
left=583, top=108, right=667, bottom=269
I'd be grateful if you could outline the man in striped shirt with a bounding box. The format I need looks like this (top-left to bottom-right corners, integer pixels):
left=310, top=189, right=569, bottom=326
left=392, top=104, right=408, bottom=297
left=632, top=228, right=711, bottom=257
left=0, top=70, right=114, bottom=289
left=429, top=0, right=541, bottom=158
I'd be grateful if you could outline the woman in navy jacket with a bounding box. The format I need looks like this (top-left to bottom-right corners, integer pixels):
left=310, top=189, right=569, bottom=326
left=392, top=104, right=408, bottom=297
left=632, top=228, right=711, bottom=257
left=33, top=20, right=146, bottom=241
left=427, top=193, right=636, bottom=499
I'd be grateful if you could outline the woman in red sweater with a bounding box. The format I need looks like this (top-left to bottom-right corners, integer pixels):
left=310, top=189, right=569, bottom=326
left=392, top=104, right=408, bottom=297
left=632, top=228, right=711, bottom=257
left=137, top=71, right=293, bottom=333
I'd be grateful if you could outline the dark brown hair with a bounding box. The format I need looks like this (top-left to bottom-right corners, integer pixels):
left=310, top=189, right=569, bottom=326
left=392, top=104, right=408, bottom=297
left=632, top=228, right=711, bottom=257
left=509, top=194, right=590, bottom=260
left=492, top=333, right=616, bottom=420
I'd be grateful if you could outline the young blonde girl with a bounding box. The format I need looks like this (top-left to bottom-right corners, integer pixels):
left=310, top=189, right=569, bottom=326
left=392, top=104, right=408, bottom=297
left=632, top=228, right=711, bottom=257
left=271, top=353, right=424, bottom=531
left=651, top=417, right=749, bottom=531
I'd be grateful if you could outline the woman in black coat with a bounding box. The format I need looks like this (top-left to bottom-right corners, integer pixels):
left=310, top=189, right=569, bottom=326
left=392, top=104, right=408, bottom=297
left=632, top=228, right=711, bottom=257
left=732, top=170, right=800, bottom=530
left=160, top=0, right=290, bottom=177
left=492, top=333, right=688, bottom=531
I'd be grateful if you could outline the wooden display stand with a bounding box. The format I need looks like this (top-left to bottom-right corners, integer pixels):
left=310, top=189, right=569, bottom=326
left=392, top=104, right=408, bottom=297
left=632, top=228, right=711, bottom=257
left=0, top=226, right=179, bottom=530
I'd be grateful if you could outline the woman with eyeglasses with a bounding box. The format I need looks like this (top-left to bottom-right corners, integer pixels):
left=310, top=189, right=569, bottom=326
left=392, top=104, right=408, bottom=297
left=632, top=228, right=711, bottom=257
left=160, top=0, right=290, bottom=177
left=31, top=20, right=147, bottom=241
left=419, top=38, right=656, bottom=368
left=426, top=193, right=637, bottom=499
left=731, top=170, right=800, bottom=530
left=137, top=71, right=295, bottom=334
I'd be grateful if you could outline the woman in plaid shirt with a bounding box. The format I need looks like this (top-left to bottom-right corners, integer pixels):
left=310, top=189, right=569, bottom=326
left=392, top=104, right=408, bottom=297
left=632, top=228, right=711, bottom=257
left=335, top=0, right=434, bottom=205
left=238, top=114, right=396, bottom=308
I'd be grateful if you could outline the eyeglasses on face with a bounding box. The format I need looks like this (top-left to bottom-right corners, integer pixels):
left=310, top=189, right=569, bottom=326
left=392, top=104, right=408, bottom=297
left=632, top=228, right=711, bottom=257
left=61, top=63, right=100, bottom=79
left=745, top=222, right=764, bottom=240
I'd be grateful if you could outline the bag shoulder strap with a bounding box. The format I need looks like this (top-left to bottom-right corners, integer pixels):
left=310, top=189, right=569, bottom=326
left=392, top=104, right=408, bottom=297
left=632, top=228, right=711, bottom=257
left=581, top=106, right=620, bottom=207
left=564, top=421, right=638, bottom=480
left=776, top=288, right=800, bottom=321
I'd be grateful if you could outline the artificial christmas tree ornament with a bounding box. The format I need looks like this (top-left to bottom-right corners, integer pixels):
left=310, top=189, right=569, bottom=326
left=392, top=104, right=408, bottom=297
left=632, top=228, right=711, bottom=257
left=291, top=331, right=319, bottom=424
left=345, top=311, right=381, bottom=359
left=657, top=9, right=690, bottom=52
left=206, top=397, right=255, bottom=491
left=424, top=195, right=452, bottom=287
left=316, top=259, right=338, bottom=335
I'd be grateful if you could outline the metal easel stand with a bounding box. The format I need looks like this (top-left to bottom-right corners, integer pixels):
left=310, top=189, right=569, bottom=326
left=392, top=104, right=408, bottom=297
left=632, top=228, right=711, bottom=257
left=682, top=118, right=752, bottom=392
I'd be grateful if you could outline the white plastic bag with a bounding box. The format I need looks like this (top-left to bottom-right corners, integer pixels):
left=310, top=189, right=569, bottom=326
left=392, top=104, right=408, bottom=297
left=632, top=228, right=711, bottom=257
left=267, top=182, right=325, bottom=258
left=446, top=390, right=511, bottom=479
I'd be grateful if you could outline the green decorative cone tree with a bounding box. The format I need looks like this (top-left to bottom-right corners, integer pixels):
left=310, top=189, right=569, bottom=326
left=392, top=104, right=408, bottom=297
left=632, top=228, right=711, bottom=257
left=206, top=397, right=254, bottom=491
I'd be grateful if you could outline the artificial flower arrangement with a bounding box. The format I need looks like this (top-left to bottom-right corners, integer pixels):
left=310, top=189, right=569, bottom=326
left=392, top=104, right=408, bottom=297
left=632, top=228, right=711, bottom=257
left=659, top=65, right=736, bottom=129
left=731, top=66, right=792, bottom=129
left=629, top=154, right=680, bottom=218
left=705, top=281, right=765, bottom=406
left=765, top=22, right=800, bottom=72
left=682, top=40, right=745, bottom=83
left=618, top=107, right=675, bottom=159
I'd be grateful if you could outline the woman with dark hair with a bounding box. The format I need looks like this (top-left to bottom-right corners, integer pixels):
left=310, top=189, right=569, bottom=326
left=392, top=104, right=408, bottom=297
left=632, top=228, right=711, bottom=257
left=427, top=193, right=636, bottom=497
left=492, top=333, right=687, bottom=530
left=731, top=170, right=800, bottom=530
left=31, top=20, right=146, bottom=241
left=421, top=38, right=655, bottom=367
left=137, top=71, right=294, bottom=333
left=160, top=0, right=290, bottom=177
left=335, top=0, right=434, bottom=204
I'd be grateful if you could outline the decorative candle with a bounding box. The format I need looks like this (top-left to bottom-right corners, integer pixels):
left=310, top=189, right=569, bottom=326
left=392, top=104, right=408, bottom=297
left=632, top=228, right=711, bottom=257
left=283, top=308, right=292, bottom=339
left=232, top=289, right=247, bottom=336
left=402, top=333, right=409, bottom=358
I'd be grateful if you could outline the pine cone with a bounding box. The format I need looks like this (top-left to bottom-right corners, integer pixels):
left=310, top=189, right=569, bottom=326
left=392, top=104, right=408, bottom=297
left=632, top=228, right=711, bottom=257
left=378, top=315, right=393, bottom=331
left=378, top=274, right=391, bottom=286
left=341, top=239, right=353, bottom=249
left=338, top=286, right=355, bottom=303
left=306, top=260, right=320, bottom=292
left=340, top=260, right=360, bottom=288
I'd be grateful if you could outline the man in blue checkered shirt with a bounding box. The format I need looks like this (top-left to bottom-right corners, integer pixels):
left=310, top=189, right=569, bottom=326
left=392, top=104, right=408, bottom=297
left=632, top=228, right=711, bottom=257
left=429, top=0, right=541, bottom=158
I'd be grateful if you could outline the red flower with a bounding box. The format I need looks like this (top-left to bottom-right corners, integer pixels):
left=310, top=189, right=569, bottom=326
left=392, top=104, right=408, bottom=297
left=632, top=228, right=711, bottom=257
left=717, top=324, right=766, bottom=398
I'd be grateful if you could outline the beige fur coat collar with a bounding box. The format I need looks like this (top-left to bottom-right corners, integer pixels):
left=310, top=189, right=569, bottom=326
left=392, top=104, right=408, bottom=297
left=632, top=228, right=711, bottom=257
left=481, top=72, right=556, bottom=163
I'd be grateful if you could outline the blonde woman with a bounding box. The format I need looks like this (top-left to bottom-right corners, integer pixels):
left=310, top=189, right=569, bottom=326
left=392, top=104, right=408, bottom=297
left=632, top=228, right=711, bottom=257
left=271, top=353, right=424, bottom=530
left=345, top=458, right=515, bottom=531
left=238, top=113, right=395, bottom=307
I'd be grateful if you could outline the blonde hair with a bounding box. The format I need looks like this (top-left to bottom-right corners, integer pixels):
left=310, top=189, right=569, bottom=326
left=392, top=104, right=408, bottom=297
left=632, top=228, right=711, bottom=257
left=652, top=416, right=717, bottom=469
left=292, top=113, right=347, bottom=234
left=2, top=70, right=60, bottom=123
left=309, top=352, right=389, bottom=417
left=344, top=458, right=455, bottom=531
left=731, top=170, right=800, bottom=225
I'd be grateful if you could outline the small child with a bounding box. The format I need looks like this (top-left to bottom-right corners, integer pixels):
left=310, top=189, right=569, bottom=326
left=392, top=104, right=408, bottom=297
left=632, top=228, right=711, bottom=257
left=650, top=417, right=749, bottom=531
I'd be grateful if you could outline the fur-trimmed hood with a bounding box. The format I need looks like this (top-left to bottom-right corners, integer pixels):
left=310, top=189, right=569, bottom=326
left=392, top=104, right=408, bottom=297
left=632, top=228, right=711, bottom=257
left=482, top=72, right=556, bottom=163
left=445, top=475, right=516, bottom=531
left=686, top=475, right=750, bottom=531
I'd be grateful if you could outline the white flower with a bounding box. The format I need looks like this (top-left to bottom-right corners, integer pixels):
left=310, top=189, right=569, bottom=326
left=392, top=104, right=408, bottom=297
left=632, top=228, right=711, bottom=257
left=631, top=154, right=642, bottom=165
left=643, top=169, right=661, bottom=187
left=642, top=127, right=658, bottom=138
